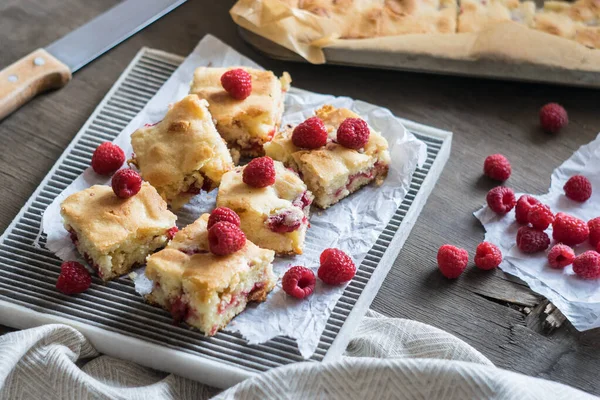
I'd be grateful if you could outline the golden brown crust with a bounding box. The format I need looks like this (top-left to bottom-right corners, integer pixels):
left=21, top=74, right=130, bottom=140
left=60, top=183, right=177, bottom=253
left=130, top=95, right=234, bottom=207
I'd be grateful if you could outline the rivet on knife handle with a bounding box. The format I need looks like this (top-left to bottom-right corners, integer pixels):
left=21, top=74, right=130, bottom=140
left=0, top=48, right=71, bottom=121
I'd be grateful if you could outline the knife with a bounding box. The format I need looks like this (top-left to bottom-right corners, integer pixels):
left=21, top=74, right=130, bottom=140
left=0, top=0, right=187, bottom=120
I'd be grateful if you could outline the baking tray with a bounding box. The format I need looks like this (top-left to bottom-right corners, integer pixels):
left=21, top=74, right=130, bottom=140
left=0, top=47, right=451, bottom=389
left=239, top=28, right=600, bottom=89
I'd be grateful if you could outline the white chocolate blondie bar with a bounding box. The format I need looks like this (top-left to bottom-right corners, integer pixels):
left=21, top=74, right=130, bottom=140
left=145, top=214, right=276, bottom=336
left=60, top=183, right=177, bottom=281
left=217, top=160, right=313, bottom=255
left=264, top=105, right=391, bottom=209
left=130, top=95, right=234, bottom=210
left=189, top=66, right=291, bottom=158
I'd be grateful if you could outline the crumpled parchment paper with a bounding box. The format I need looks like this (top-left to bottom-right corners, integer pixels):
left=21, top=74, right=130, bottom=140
left=475, top=133, right=600, bottom=331
left=42, top=35, right=427, bottom=358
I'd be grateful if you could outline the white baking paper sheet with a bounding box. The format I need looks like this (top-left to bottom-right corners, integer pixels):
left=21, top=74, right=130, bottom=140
left=42, top=35, right=427, bottom=358
left=475, top=133, right=600, bottom=331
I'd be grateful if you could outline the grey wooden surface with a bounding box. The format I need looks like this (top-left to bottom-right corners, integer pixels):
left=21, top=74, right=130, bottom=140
left=1, top=0, right=600, bottom=395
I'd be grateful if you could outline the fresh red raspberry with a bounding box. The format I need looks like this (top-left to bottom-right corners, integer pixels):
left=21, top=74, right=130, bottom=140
left=91, top=142, right=125, bottom=175
left=563, top=175, right=592, bottom=202
left=437, top=245, right=468, bottom=279
left=486, top=186, right=516, bottom=215
left=292, top=117, right=328, bottom=149
left=282, top=266, right=316, bottom=299
left=483, top=154, right=511, bottom=181
left=552, top=212, right=589, bottom=246
left=539, top=103, right=568, bottom=133
left=336, top=118, right=370, bottom=150
left=516, top=226, right=550, bottom=253
left=318, top=248, right=356, bottom=285
left=166, top=227, right=178, bottom=240
left=474, top=242, right=502, bottom=270
left=111, top=169, right=142, bottom=199
left=547, top=244, right=575, bottom=269
left=220, top=68, right=252, bottom=100
left=243, top=156, right=276, bottom=188
left=589, top=217, right=600, bottom=248
left=572, top=251, right=600, bottom=279
left=515, top=195, right=540, bottom=224
left=56, top=261, right=92, bottom=295
left=208, top=221, right=246, bottom=256
left=527, top=203, right=554, bottom=230
left=208, top=207, right=241, bottom=230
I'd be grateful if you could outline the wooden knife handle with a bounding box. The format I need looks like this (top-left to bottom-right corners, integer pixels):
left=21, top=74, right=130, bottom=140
left=0, top=49, right=71, bottom=120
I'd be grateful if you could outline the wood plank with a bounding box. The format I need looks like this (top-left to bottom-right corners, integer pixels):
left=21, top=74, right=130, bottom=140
left=0, top=0, right=599, bottom=395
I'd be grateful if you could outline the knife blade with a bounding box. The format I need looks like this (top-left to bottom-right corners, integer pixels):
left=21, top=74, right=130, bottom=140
left=0, top=0, right=187, bottom=120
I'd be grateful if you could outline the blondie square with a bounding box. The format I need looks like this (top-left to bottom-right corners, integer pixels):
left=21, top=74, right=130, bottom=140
left=60, top=183, right=177, bottom=281
left=189, top=66, right=291, bottom=157
left=145, top=214, right=276, bottom=336
left=217, top=160, right=313, bottom=255
left=130, top=95, right=234, bottom=210
left=264, top=105, right=391, bottom=209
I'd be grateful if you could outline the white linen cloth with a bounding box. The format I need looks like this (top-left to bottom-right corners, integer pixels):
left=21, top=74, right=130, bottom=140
left=0, top=311, right=593, bottom=399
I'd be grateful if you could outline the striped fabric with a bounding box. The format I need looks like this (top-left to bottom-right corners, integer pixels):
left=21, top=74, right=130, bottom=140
left=0, top=311, right=593, bottom=399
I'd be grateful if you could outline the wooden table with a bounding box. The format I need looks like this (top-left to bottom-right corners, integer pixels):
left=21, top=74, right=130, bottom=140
left=1, top=0, right=599, bottom=394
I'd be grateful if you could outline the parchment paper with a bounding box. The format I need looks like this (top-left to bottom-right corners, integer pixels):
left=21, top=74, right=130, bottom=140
left=475, top=133, right=600, bottom=331
left=230, top=0, right=600, bottom=72
left=41, top=35, right=427, bottom=358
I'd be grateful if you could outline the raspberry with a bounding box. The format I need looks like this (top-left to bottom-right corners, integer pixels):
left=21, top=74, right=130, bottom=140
left=166, top=227, right=178, bottom=240
left=318, top=248, right=356, bottom=285
left=516, top=226, right=550, bottom=253
left=486, top=186, right=516, bottom=215
left=474, top=242, right=502, bottom=270
left=552, top=212, right=589, bottom=246
left=539, top=103, right=568, bottom=133
left=563, top=175, right=592, bottom=202
left=547, top=244, right=575, bottom=269
left=220, top=68, right=252, bottom=100
left=111, top=169, right=142, bottom=199
left=589, top=217, right=600, bottom=248
left=572, top=251, right=600, bottom=279
left=527, top=203, right=554, bottom=230
left=243, top=156, right=276, bottom=188
left=437, top=245, right=468, bottom=279
left=336, top=118, right=370, bottom=150
left=515, top=195, right=540, bottom=224
left=208, top=221, right=246, bottom=256
left=292, top=117, right=328, bottom=149
left=56, top=261, right=92, bottom=295
left=483, top=154, right=511, bottom=181
left=282, top=266, right=316, bottom=299
left=208, top=207, right=241, bottom=230
left=91, top=142, right=125, bottom=175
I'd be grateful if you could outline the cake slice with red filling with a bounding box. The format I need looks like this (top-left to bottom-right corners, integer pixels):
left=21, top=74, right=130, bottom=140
left=60, top=183, right=177, bottom=281
left=189, top=66, right=291, bottom=158
left=264, top=105, right=391, bottom=209
left=216, top=158, right=313, bottom=255
left=130, top=95, right=234, bottom=210
left=145, top=214, right=276, bottom=336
